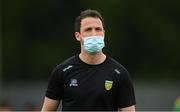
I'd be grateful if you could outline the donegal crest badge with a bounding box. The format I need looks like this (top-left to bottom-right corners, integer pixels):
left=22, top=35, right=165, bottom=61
left=105, top=80, right=113, bottom=91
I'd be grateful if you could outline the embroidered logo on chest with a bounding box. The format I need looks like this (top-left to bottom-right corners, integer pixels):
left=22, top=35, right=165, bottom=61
left=69, top=79, right=78, bottom=87
left=105, top=80, right=113, bottom=91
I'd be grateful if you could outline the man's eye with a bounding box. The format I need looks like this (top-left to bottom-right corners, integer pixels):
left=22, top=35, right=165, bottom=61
left=96, top=28, right=102, bottom=31
left=85, top=28, right=92, bottom=31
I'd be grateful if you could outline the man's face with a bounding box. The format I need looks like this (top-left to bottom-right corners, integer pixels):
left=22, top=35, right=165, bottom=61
left=75, top=17, right=105, bottom=42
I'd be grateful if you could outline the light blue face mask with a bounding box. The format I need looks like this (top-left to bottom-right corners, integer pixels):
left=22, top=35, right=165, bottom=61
left=83, top=36, right=105, bottom=54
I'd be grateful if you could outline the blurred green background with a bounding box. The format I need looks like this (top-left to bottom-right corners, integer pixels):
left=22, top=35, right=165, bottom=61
left=1, top=0, right=180, bottom=110
left=1, top=0, right=180, bottom=80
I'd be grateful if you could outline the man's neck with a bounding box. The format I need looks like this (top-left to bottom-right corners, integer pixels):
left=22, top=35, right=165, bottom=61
left=79, top=51, right=106, bottom=65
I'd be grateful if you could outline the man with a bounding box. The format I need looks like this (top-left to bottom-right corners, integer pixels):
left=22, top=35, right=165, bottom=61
left=42, top=9, right=136, bottom=111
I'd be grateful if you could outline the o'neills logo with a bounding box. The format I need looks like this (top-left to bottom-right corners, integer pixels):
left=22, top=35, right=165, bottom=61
left=69, top=79, right=78, bottom=87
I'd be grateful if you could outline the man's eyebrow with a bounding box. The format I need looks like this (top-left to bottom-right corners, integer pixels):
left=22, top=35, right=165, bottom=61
left=96, top=27, right=103, bottom=30
left=84, top=27, right=92, bottom=31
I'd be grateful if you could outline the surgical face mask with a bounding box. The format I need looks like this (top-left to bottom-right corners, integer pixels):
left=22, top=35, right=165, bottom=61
left=82, top=35, right=105, bottom=54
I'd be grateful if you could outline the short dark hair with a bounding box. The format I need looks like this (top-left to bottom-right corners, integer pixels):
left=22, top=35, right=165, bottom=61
left=75, top=9, right=105, bottom=32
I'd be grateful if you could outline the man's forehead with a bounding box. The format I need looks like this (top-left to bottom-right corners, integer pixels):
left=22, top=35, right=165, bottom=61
left=81, top=17, right=103, bottom=27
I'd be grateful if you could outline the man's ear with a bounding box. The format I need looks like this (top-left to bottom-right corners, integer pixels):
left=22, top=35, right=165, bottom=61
left=75, top=32, right=81, bottom=41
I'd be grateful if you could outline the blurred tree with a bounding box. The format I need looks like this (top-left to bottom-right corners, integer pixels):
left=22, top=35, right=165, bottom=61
left=2, top=0, right=180, bottom=80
